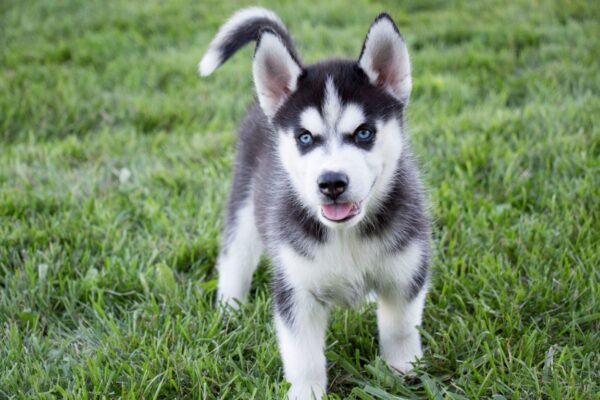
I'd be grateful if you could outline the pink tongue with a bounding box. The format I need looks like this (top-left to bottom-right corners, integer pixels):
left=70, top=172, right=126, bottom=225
left=321, top=203, right=353, bottom=221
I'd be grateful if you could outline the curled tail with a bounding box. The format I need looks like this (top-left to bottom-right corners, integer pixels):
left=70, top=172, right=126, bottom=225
left=198, top=7, right=299, bottom=76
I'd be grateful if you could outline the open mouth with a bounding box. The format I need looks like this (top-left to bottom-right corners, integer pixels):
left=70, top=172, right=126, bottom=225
left=320, top=201, right=362, bottom=223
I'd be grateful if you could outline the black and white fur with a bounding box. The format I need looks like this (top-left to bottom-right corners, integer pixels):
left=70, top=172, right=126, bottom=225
left=199, top=8, right=430, bottom=399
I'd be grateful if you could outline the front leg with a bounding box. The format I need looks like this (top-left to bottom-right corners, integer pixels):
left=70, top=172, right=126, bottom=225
left=273, top=279, right=329, bottom=400
left=377, top=288, right=427, bottom=373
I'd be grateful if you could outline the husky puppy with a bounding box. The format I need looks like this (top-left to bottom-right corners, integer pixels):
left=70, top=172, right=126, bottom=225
left=199, top=7, right=430, bottom=399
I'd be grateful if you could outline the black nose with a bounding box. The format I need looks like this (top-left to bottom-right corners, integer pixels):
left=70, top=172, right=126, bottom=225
left=317, top=171, right=349, bottom=199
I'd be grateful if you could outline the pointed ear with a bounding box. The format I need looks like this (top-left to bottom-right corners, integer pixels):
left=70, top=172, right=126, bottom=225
left=358, top=14, right=411, bottom=103
left=253, top=30, right=303, bottom=118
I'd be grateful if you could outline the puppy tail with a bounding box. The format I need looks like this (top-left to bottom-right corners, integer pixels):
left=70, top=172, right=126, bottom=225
left=198, top=7, right=299, bottom=77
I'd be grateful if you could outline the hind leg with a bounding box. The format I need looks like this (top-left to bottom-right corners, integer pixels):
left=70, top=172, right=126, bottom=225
left=217, top=196, right=262, bottom=308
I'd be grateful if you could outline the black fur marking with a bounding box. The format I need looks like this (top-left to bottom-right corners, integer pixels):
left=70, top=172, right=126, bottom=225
left=218, top=18, right=301, bottom=70
left=408, top=251, right=429, bottom=300
left=275, top=191, right=326, bottom=258
left=273, top=60, right=403, bottom=131
left=272, top=269, right=295, bottom=327
left=360, top=155, right=430, bottom=253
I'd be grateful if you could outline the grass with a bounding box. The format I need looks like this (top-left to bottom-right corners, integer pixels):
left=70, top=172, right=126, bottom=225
left=1, top=0, right=599, bottom=398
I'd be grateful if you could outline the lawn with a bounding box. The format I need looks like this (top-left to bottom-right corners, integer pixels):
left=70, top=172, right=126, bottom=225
left=1, top=0, right=599, bottom=398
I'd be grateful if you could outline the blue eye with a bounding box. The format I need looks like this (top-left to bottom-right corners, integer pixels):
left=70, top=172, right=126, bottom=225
left=297, top=130, right=314, bottom=146
left=355, top=127, right=374, bottom=142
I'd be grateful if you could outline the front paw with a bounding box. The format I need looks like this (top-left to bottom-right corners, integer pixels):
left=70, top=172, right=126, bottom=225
left=217, top=296, right=240, bottom=310
left=388, top=358, right=418, bottom=374
left=385, top=346, right=422, bottom=374
left=216, top=287, right=245, bottom=310
left=287, top=382, right=326, bottom=400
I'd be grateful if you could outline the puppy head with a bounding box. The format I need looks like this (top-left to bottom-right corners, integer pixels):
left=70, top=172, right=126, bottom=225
left=253, top=15, right=412, bottom=228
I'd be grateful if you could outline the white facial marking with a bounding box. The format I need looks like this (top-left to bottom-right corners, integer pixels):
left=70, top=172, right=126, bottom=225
left=323, top=77, right=343, bottom=130
left=278, top=128, right=324, bottom=208
left=337, top=103, right=365, bottom=134
left=299, top=107, right=326, bottom=137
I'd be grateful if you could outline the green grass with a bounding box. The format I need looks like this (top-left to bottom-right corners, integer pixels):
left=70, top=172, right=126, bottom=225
left=1, top=0, right=599, bottom=398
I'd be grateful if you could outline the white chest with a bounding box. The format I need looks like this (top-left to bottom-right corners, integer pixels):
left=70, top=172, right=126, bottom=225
left=277, top=233, right=423, bottom=307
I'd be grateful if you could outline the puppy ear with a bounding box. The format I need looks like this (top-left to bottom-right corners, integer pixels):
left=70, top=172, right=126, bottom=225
left=253, top=29, right=303, bottom=118
left=358, top=14, right=411, bottom=103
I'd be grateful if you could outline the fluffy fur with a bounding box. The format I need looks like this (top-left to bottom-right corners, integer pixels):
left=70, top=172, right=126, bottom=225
left=199, top=8, right=431, bottom=399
